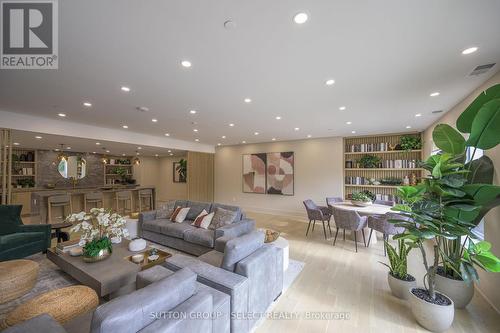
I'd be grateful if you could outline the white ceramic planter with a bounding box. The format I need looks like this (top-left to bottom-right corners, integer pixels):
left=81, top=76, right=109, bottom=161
left=435, top=272, right=474, bottom=308
left=351, top=200, right=372, bottom=207
left=409, top=288, right=454, bottom=333
left=387, top=273, right=416, bottom=300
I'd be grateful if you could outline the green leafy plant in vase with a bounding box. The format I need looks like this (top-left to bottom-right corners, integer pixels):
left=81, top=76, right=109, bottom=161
left=68, top=208, right=129, bottom=262
left=358, top=154, right=382, bottom=168
left=350, top=191, right=373, bottom=207
left=380, top=237, right=417, bottom=299
left=390, top=83, right=500, bottom=332
left=400, top=135, right=422, bottom=151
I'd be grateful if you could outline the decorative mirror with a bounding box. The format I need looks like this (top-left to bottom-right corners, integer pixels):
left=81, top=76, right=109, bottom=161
left=58, top=156, right=87, bottom=179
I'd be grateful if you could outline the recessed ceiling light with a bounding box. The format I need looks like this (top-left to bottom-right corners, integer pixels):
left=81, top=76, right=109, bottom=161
left=254, top=132, right=259, bottom=135
left=136, top=106, right=149, bottom=112
left=35, top=136, right=42, bottom=139
left=105, top=150, right=110, bottom=153
left=229, top=123, right=235, bottom=127
left=406, top=125, right=412, bottom=129
left=195, top=139, right=200, bottom=142
left=193, top=129, right=198, bottom=132
left=181, top=60, right=192, bottom=68
left=164, top=133, right=170, bottom=136
left=67, top=147, right=72, bottom=150
left=152, top=118, right=158, bottom=122
left=222, top=135, right=226, bottom=139
left=217, top=143, right=221, bottom=146
left=122, top=153, right=126, bottom=156
left=293, top=12, right=308, bottom=24
left=462, top=47, right=478, bottom=55
left=13, top=142, right=20, bottom=146
left=137, top=147, right=142, bottom=150
left=339, top=106, right=346, bottom=111
left=190, top=110, right=197, bottom=114
left=307, top=134, right=312, bottom=138
left=272, top=138, right=276, bottom=141
left=430, top=92, right=440, bottom=97
left=92, top=151, right=96, bottom=154
left=294, top=127, right=300, bottom=131
left=168, top=150, right=172, bottom=153
left=169, top=153, right=173, bottom=156
left=121, top=86, right=130, bottom=92
left=325, top=79, right=335, bottom=86
left=242, top=141, right=246, bottom=144
left=244, top=98, right=252, bottom=103
left=415, top=113, right=422, bottom=117
left=136, top=152, right=140, bottom=155
left=346, top=121, right=352, bottom=125
left=55, top=148, right=60, bottom=151
left=83, top=102, right=92, bottom=107
left=122, top=125, right=128, bottom=129
left=351, top=130, right=356, bottom=134
left=96, top=142, right=100, bottom=145
left=155, top=154, right=159, bottom=157
left=58, top=113, right=66, bottom=117
left=275, top=116, right=281, bottom=120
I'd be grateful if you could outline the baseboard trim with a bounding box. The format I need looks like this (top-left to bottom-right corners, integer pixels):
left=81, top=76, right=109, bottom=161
left=475, top=284, right=500, bottom=314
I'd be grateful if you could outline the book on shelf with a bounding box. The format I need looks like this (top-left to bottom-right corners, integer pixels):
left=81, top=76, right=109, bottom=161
left=347, top=142, right=390, bottom=153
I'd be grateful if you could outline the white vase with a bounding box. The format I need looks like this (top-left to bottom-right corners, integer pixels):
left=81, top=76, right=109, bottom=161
left=435, top=271, right=474, bottom=308
left=387, top=273, right=416, bottom=300
left=409, top=288, right=454, bottom=333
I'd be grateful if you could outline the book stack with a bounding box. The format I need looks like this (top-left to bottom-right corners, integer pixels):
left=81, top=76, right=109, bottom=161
left=347, top=142, right=390, bottom=152
left=55, top=239, right=80, bottom=255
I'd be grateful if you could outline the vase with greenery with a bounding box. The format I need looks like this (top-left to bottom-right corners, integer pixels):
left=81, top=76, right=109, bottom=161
left=400, top=135, right=422, bottom=151
left=68, top=208, right=129, bottom=262
left=358, top=154, right=381, bottom=168
left=176, top=159, right=187, bottom=182
left=350, top=191, right=373, bottom=207
left=380, top=238, right=417, bottom=299
left=390, top=83, right=500, bottom=331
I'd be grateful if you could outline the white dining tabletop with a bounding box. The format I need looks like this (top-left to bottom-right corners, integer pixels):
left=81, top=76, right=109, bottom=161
left=330, top=201, right=393, bottom=215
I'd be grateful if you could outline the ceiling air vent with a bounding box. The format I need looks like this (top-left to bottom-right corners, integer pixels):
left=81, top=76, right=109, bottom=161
left=468, top=63, right=496, bottom=76
left=432, top=110, right=443, bottom=114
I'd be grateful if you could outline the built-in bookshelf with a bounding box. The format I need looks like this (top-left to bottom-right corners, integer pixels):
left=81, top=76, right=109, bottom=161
left=343, top=132, right=423, bottom=203
left=103, top=156, right=133, bottom=185
left=9, top=148, right=37, bottom=189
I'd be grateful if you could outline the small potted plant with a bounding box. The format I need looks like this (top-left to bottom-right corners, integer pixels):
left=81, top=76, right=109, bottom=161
left=400, top=135, right=422, bottom=151
left=350, top=191, right=373, bottom=207
left=358, top=154, right=382, bottom=168
left=380, top=238, right=417, bottom=300
left=68, top=208, right=129, bottom=262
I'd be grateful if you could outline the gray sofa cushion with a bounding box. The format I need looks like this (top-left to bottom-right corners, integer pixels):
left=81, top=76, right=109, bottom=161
left=209, top=207, right=238, bottom=230
left=198, top=250, right=224, bottom=267
left=186, top=201, right=212, bottom=220
left=2, top=314, right=67, bottom=333
left=210, top=203, right=242, bottom=222
left=222, top=231, right=264, bottom=272
left=137, top=265, right=174, bottom=289
left=162, top=221, right=195, bottom=239
left=90, top=268, right=197, bottom=333
left=183, top=228, right=215, bottom=248
left=142, top=219, right=170, bottom=234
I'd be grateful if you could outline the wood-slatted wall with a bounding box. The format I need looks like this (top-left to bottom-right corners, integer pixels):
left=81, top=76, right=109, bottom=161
left=1, top=128, right=12, bottom=204
left=187, top=151, right=214, bottom=202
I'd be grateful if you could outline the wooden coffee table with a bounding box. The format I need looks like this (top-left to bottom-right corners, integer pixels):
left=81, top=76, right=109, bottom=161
left=47, top=240, right=170, bottom=299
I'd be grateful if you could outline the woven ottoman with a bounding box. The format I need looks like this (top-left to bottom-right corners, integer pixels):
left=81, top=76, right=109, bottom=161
left=0, top=285, right=98, bottom=330
left=0, top=260, right=39, bottom=304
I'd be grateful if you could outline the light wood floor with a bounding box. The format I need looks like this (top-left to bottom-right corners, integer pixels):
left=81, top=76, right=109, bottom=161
left=249, top=212, right=500, bottom=333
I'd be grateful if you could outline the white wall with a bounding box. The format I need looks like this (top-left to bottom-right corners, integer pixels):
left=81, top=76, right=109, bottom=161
left=423, top=70, right=500, bottom=312
left=214, top=137, right=343, bottom=217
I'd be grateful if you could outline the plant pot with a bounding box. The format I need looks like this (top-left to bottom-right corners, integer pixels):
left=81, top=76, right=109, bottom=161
left=82, top=248, right=111, bottom=263
left=435, top=269, right=474, bottom=309
left=409, top=288, right=454, bottom=333
left=387, top=273, right=416, bottom=300
left=351, top=200, right=372, bottom=207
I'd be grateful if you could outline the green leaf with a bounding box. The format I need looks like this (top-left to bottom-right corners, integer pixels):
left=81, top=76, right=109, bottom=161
left=432, top=161, right=442, bottom=179
left=466, top=155, right=494, bottom=185
left=457, top=83, right=500, bottom=133
left=462, top=184, right=500, bottom=205
left=441, top=174, right=466, bottom=188
left=466, top=99, right=500, bottom=150
left=432, top=124, right=466, bottom=154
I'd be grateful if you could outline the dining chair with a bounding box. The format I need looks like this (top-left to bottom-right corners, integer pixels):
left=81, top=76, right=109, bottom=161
left=367, top=212, right=406, bottom=255
left=303, top=199, right=332, bottom=239
left=374, top=199, right=395, bottom=207
left=326, top=197, right=343, bottom=207
left=331, top=207, right=368, bottom=252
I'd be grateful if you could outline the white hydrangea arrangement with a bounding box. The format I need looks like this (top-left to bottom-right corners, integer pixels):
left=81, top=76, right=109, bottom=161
left=68, top=208, right=129, bottom=247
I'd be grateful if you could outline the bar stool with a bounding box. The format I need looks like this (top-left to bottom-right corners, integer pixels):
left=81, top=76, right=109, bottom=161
left=115, top=191, right=133, bottom=216
left=84, top=192, right=104, bottom=212
left=47, top=194, right=73, bottom=224
left=138, top=189, right=153, bottom=212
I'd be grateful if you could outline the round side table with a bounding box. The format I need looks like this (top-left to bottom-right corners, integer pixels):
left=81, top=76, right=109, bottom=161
left=51, top=222, right=72, bottom=243
left=271, top=237, right=289, bottom=271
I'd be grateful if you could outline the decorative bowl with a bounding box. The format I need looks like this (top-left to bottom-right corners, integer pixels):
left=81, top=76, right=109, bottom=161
left=263, top=229, right=280, bottom=243
left=148, top=254, right=159, bottom=261
left=351, top=200, right=373, bottom=207
left=131, top=254, right=144, bottom=264
left=83, top=248, right=111, bottom=263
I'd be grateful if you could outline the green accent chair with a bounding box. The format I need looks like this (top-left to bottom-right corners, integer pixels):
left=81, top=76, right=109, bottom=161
left=0, top=205, right=51, bottom=261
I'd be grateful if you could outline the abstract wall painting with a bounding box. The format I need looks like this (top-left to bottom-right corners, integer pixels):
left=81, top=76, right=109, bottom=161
left=266, top=152, right=294, bottom=195
left=242, top=153, right=267, bottom=194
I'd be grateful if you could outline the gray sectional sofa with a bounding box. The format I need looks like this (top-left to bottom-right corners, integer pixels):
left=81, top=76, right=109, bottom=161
left=139, top=200, right=255, bottom=256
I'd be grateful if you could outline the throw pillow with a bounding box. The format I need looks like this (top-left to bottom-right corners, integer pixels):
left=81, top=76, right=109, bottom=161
left=192, top=211, right=214, bottom=229
left=174, top=207, right=190, bottom=223
left=209, top=207, right=237, bottom=230
left=156, top=206, right=173, bottom=219
left=170, top=206, right=182, bottom=222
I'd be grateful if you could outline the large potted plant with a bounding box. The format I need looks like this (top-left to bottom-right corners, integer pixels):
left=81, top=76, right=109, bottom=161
left=391, top=83, right=500, bottom=331
left=68, top=208, right=129, bottom=262
left=380, top=237, right=417, bottom=300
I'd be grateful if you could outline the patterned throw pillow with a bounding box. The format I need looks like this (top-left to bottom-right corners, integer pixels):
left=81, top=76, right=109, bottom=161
left=170, top=206, right=182, bottom=221
left=209, top=207, right=237, bottom=230
left=156, top=201, right=175, bottom=219
left=192, top=210, right=214, bottom=229
left=173, top=207, right=190, bottom=223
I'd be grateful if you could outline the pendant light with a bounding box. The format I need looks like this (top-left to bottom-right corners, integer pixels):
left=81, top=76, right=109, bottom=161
left=101, top=147, right=109, bottom=164
left=56, top=144, right=67, bottom=163
left=133, top=151, right=141, bottom=165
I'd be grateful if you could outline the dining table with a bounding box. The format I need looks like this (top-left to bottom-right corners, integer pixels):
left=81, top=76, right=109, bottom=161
left=330, top=201, right=394, bottom=245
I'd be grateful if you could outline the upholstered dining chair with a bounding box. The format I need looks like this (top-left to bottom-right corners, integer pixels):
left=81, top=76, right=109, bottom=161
left=303, top=199, right=332, bottom=239
left=331, top=207, right=368, bottom=252
left=326, top=197, right=343, bottom=207
left=373, top=199, right=395, bottom=207
left=367, top=212, right=406, bottom=256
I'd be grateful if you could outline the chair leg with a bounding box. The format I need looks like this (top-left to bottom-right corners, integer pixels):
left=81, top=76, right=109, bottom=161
left=306, top=219, right=312, bottom=236
left=383, top=234, right=387, bottom=256
left=354, top=231, right=358, bottom=253
left=333, top=227, right=339, bottom=246
left=322, top=220, right=327, bottom=240
left=327, top=217, right=332, bottom=236
left=343, top=229, right=346, bottom=241
left=362, top=229, right=367, bottom=247
left=367, top=229, right=374, bottom=247
left=312, top=220, right=316, bottom=232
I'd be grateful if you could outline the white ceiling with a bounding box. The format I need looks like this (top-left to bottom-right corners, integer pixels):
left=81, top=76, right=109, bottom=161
left=11, top=130, right=186, bottom=158
left=1, top=0, right=500, bottom=146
